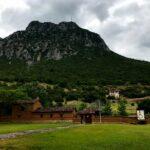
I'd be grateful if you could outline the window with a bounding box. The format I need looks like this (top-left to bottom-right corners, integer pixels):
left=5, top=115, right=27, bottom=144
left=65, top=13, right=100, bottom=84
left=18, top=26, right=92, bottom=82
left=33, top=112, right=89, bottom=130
left=40, top=114, right=43, bottom=118
left=50, top=114, right=53, bottom=118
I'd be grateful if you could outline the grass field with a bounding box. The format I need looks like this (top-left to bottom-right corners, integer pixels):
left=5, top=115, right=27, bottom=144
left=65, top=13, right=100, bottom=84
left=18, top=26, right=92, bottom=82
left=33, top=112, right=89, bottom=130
left=0, top=122, right=71, bottom=134
left=0, top=124, right=150, bottom=150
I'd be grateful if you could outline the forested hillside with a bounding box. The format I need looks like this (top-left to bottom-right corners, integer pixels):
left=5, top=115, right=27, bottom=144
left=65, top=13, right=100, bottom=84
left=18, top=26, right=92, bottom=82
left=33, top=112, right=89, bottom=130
left=0, top=21, right=149, bottom=85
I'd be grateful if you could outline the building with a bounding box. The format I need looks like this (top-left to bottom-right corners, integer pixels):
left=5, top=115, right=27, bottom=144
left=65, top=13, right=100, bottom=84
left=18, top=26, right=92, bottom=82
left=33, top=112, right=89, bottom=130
left=0, top=98, right=75, bottom=122
left=33, top=107, right=75, bottom=121
left=109, top=89, right=120, bottom=99
left=73, top=108, right=138, bottom=124
left=11, top=98, right=42, bottom=121
left=0, top=98, right=143, bottom=124
left=73, top=108, right=99, bottom=123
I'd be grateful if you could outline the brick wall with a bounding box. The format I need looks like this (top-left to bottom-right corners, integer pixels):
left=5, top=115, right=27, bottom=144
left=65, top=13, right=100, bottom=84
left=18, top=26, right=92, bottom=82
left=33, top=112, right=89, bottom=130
left=31, top=112, right=74, bottom=121
left=73, top=116, right=139, bottom=124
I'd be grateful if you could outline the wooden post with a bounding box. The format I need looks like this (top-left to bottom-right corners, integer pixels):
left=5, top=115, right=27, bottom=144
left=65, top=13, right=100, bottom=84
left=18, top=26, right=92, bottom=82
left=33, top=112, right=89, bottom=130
left=98, top=99, right=102, bottom=123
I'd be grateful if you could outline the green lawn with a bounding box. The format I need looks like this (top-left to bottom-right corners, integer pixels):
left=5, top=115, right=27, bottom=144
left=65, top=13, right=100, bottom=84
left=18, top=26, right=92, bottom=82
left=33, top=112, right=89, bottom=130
left=0, top=122, right=71, bottom=134
left=0, top=124, right=150, bottom=150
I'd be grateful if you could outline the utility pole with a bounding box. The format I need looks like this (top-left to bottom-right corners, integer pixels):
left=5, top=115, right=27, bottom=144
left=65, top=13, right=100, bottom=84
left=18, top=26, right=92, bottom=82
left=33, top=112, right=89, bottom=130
left=98, top=99, right=102, bottom=123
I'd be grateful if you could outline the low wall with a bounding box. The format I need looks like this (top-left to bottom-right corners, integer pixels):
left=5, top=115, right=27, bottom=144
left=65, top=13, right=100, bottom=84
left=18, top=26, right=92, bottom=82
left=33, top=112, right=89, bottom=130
left=73, top=116, right=143, bottom=124
left=0, top=113, right=74, bottom=122
left=0, top=115, right=12, bottom=122
left=93, top=116, right=138, bottom=124
left=1, top=114, right=150, bottom=124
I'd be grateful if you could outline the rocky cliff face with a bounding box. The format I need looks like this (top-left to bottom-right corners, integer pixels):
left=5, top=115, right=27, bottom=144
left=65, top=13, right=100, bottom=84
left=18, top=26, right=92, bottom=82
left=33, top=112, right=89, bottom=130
left=0, top=21, right=110, bottom=64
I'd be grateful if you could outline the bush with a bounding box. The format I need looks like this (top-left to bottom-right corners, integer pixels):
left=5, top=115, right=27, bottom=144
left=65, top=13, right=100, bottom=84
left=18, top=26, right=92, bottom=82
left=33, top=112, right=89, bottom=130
left=76, top=102, right=87, bottom=111
left=103, top=101, right=112, bottom=116
left=118, top=98, right=127, bottom=116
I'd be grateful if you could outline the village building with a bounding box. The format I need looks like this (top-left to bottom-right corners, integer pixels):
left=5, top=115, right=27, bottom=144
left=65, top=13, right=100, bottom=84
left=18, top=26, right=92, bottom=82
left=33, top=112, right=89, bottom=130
left=74, top=108, right=100, bottom=124
left=0, top=98, right=146, bottom=124
left=11, top=98, right=42, bottom=121
left=108, top=89, right=120, bottom=99
left=32, top=107, right=75, bottom=121
left=0, top=98, right=75, bottom=122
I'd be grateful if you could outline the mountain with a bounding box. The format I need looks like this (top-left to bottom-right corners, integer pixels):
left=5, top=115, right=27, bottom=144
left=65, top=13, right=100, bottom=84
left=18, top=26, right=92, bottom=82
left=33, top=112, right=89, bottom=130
left=0, top=21, right=110, bottom=64
left=0, top=21, right=150, bottom=85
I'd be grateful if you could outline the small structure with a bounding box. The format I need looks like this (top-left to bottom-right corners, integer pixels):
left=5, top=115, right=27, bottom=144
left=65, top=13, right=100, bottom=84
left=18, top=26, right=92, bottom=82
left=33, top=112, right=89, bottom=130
left=75, top=109, right=99, bottom=124
left=108, top=89, right=120, bottom=99
left=12, top=98, right=42, bottom=120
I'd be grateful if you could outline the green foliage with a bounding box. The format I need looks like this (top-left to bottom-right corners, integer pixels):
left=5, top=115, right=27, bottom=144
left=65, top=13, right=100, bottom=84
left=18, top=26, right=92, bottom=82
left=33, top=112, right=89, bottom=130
left=120, top=85, right=150, bottom=98
left=118, top=98, right=127, bottom=116
left=76, top=101, right=87, bottom=111
left=66, top=91, right=79, bottom=101
left=0, top=89, right=29, bottom=103
left=138, top=99, right=150, bottom=114
left=0, top=53, right=150, bottom=86
left=103, top=101, right=112, bottom=115
left=81, top=86, right=106, bottom=103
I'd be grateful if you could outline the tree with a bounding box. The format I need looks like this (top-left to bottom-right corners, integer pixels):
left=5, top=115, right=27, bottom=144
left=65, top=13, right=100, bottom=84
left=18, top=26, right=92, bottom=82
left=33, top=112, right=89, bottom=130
left=82, top=86, right=106, bottom=103
left=76, top=102, right=87, bottom=111
left=118, top=98, right=127, bottom=116
left=103, top=101, right=112, bottom=115
left=66, top=91, right=79, bottom=101
left=47, top=86, right=66, bottom=107
left=0, top=89, right=29, bottom=103
left=24, top=84, right=50, bottom=106
left=138, top=99, right=150, bottom=114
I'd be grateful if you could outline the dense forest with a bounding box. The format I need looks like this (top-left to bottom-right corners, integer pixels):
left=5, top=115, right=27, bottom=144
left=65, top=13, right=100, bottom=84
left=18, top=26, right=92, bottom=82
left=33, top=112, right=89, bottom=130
left=0, top=52, right=150, bottom=85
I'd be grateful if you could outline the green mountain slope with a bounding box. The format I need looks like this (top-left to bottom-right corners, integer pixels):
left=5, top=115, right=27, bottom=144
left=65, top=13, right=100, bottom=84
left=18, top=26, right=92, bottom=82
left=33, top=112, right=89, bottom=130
left=0, top=21, right=149, bottom=85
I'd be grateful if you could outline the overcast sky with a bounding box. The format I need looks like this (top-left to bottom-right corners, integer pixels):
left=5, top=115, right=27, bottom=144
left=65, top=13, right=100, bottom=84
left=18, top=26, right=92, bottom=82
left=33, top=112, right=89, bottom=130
left=0, top=0, right=150, bottom=61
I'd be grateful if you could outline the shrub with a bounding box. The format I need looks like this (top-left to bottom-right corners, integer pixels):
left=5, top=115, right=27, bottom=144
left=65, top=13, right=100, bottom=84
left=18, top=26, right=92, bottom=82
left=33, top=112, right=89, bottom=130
left=118, top=98, right=127, bottom=116
left=103, top=101, right=112, bottom=116
left=76, top=102, right=87, bottom=111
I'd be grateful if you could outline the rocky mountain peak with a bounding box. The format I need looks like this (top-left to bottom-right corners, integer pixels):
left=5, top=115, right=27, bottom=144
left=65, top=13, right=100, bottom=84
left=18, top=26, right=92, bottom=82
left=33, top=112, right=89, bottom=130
left=58, top=21, right=79, bottom=30
left=26, top=21, right=56, bottom=32
left=26, top=21, right=79, bottom=32
left=0, top=21, right=110, bottom=64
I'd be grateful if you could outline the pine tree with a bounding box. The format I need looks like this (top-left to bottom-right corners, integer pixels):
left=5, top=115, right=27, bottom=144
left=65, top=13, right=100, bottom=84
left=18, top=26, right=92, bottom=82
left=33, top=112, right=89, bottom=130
left=118, top=98, right=127, bottom=116
left=103, top=101, right=112, bottom=115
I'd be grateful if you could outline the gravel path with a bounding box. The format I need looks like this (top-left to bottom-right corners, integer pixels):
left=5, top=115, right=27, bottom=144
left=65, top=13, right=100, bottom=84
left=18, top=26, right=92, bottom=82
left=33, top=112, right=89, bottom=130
left=0, top=124, right=80, bottom=140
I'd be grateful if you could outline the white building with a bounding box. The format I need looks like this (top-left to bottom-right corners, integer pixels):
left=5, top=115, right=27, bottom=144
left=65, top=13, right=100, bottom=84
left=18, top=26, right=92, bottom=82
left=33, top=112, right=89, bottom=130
left=109, top=90, right=120, bottom=99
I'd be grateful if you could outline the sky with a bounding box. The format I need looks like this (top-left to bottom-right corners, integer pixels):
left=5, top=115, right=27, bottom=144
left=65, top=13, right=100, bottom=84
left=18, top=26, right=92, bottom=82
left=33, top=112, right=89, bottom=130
left=0, top=0, right=150, bottom=61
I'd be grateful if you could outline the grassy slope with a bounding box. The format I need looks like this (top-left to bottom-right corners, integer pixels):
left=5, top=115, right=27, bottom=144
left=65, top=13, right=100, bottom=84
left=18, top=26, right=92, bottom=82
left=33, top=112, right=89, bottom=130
left=0, top=122, right=71, bottom=134
left=0, top=124, right=150, bottom=150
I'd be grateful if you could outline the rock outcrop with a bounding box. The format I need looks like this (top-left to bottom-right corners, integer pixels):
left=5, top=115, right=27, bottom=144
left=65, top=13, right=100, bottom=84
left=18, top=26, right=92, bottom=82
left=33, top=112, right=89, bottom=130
left=0, top=21, right=110, bottom=63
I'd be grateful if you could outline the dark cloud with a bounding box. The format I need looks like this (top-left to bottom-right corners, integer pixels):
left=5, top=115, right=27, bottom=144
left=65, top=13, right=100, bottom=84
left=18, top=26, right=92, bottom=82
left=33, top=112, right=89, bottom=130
left=0, top=0, right=150, bottom=61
